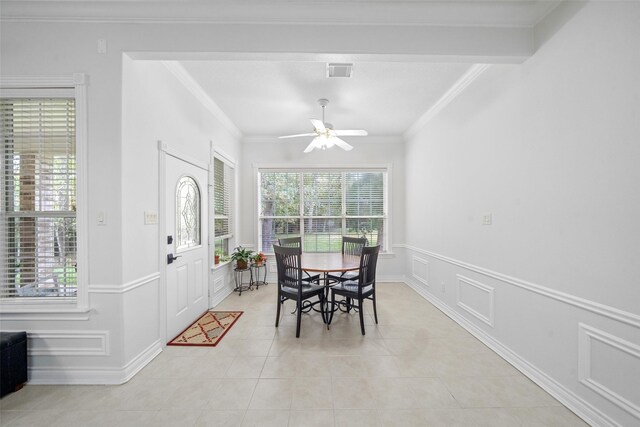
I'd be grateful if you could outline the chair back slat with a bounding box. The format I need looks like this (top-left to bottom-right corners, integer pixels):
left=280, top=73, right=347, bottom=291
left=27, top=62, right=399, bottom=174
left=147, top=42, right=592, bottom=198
left=357, top=245, right=380, bottom=295
left=342, top=236, right=367, bottom=256
left=273, top=244, right=303, bottom=294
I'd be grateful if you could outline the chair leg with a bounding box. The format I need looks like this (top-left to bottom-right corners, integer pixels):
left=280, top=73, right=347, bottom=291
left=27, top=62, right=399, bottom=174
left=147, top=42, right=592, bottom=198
left=358, top=298, right=366, bottom=335
left=275, top=294, right=282, bottom=327
left=296, top=300, right=302, bottom=338
left=372, top=292, right=378, bottom=324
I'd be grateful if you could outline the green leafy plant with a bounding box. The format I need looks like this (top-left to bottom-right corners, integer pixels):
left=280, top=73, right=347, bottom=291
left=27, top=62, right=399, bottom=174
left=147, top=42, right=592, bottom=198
left=230, top=246, right=254, bottom=269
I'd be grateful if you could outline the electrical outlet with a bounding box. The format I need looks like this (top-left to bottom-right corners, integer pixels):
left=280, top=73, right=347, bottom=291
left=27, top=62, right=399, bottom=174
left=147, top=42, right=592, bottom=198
left=97, top=39, right=107, bottom=54
left=482, top=213, right=492, bottom=225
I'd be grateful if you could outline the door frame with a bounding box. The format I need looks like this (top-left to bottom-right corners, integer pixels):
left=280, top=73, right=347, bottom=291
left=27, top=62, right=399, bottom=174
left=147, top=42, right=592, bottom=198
left=158, top=140, right=210, bottom=345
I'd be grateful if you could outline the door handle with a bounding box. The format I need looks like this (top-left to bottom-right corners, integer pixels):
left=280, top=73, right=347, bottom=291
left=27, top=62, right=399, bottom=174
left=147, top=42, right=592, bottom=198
left=167, top=253, right=181, bottom=264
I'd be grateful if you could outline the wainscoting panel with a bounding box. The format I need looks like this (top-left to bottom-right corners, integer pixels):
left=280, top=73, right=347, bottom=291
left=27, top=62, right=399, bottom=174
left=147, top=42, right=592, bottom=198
left=456, top=274, right=495, bottom=327
left=578, top=323, right=640, bottom=419
left=29, top=339, right=162, bottom=385
left=28, top=330, right=109, bottom=356
left=268, top=261, right=277, bottom=274
left=213, top=276, right=224, bottom=293
left=411, top=256, right=429, bottom=286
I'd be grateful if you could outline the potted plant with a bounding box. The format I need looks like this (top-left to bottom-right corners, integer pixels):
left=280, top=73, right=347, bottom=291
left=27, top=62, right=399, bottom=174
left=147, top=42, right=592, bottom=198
left=214, top=249, right=223, bottom=265
left=253, top=252, right=267, bottom=266
left=230, top=246, right=254, bottom=270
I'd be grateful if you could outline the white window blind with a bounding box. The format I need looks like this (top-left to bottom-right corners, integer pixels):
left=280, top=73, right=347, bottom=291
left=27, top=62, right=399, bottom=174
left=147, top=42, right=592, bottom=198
left=1, top=97, right=77, bottom=298
left=258, top=169, right=387, bottom=253
left=212, top=155, right=234, bottom=255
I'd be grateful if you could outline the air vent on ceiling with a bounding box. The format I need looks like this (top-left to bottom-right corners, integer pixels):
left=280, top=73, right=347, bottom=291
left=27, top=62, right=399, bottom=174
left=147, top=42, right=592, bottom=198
left=327, top=63, right=353, bottom=78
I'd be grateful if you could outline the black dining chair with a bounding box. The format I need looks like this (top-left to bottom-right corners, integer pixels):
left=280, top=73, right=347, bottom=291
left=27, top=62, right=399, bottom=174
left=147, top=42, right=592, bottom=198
left=273, top=244, right=327, bottom=338
left=278, top=237, right=320, bottom=284
left=327, top=245, right=380, bottom=335
left=327, top=236, right=367, bottom=284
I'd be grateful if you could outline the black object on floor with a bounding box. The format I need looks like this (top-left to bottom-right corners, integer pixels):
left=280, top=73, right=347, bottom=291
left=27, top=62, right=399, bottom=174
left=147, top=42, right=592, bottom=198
left=0, top=331, right=28, bottom=397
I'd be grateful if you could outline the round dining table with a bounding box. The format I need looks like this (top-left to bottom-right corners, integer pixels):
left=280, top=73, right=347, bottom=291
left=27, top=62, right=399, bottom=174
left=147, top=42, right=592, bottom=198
left=298, top=252, right=361, bottom=317
left=300, top=252, right=360, bottom=276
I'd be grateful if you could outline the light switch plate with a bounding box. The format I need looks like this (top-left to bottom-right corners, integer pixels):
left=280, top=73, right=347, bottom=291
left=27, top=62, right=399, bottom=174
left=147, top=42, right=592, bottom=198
left=97, top=211, right=106, bottom=226
left=144, top=211, right=158, bottom=225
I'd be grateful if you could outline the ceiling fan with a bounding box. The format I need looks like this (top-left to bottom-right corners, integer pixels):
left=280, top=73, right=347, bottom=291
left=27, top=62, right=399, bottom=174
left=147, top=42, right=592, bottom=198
left=278, top=98, right=368, bottom=153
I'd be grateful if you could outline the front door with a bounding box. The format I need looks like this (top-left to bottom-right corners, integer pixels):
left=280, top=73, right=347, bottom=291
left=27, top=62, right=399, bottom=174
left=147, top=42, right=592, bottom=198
left=165, top=154, right=209, bottom=340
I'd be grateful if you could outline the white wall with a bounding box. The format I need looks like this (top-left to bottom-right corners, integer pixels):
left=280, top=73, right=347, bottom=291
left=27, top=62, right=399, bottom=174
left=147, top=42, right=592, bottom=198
left=121, top=59, right=242, bottom=363
left=403, top=2, right=640, bottom=426
left=239, top=137, right=406, bottom=281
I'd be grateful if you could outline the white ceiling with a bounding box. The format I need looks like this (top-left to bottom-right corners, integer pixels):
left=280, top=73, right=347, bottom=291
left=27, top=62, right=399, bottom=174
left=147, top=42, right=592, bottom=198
left=2, top=0, right=563, bottom=141
left=179, top=60, right=473, bottom=138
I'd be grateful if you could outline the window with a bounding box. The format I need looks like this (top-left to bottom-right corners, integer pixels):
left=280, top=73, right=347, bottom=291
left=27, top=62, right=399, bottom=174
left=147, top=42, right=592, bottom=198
left=176, top=176, right=201, bottom=250
left=1, top=96, right=77, bottom=298
left=258, top=168, right=387, bottom=253
left=212, top=154, right=234, bottom=256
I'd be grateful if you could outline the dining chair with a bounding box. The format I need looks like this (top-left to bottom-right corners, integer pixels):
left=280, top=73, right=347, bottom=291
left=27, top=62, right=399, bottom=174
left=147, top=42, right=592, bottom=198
left=277, top=237, right=320, bottom=283
left=327, top=245, right=380, bottom=335
left=273, top=244, right=327, bottom=338
left=327, top=236, right=367, bottom=284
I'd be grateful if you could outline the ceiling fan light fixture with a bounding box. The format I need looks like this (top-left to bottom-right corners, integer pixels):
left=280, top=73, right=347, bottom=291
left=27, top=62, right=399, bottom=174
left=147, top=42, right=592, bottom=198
left=279, top=98, right=365, bottom=153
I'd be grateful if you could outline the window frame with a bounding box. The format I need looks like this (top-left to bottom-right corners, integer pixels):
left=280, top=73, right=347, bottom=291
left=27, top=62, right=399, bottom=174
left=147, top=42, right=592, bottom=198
left=255, top=164, right=391, bottom=254
left=0, top=74, right=88, bottom=313
left=211, top=147, right=236, bottom=265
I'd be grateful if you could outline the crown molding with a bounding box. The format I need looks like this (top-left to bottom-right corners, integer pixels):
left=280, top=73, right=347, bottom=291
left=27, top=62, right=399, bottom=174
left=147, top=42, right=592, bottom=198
left=161, top=61, right=242, bottom=140
left=404, top=63, right=490, bottom=139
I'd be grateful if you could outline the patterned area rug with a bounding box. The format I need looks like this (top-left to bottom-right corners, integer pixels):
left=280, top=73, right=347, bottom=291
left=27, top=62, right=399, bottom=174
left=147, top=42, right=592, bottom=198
left=168, top=311, right=243, bottom=346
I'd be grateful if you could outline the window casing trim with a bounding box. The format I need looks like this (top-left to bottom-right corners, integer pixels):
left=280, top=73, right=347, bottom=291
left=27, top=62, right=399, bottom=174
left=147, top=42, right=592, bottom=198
left=0, top=74, right=88, bottom=313
left=211, top=145, right=237, bottom=259
left=254, top=163, right=392, bottom=254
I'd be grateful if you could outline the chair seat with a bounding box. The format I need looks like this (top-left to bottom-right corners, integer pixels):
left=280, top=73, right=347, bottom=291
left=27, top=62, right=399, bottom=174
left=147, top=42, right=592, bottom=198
left=331, top=282, right=374, bottom=298
left=281, top=283, right=325, bottom=298
left=327, top=271, right=359, bottom=282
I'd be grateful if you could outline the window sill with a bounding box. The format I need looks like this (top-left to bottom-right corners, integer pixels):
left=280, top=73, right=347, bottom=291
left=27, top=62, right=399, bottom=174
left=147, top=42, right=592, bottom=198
left=0, top=301, right=91, bottom=319
left=211, top=260, right=232, bottom=271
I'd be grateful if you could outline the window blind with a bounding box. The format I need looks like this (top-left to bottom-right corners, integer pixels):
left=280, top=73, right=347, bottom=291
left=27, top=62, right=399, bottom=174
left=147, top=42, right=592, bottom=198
left=213, top=157, right=233, bottom=240
left=1, top=97, right=77, bottom=298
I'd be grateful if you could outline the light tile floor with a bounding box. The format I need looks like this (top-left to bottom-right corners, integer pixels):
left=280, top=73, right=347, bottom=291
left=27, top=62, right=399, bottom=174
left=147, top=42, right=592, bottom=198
left=0, top=282, right=590, bottom=426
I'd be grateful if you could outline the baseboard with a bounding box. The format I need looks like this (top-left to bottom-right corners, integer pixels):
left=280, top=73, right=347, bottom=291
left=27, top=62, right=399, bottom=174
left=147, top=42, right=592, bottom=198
left=28, top=339, right=162, bottom=385
left=120, top=339, right=163, bottom=384
left=403, top=275, right=620, bottom=427
left=209, top=286, right=233, bottom=308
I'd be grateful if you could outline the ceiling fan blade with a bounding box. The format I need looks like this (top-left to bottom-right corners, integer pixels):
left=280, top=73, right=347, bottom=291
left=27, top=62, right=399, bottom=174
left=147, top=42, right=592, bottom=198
left=303, top=138, right=320, bottom=153
left=332, top=137, right=354, bottom=151
left=334, top=129, right=368, bottom=137
left=278, top=133, right=316, bottom=139
left=310, top=119, right=326, bottom=132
